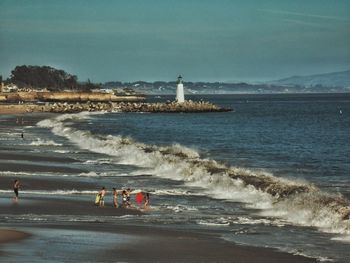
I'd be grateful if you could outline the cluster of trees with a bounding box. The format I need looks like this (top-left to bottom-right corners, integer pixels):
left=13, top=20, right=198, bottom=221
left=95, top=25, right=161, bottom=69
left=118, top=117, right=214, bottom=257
left=6, top=65, right=101, bottom=91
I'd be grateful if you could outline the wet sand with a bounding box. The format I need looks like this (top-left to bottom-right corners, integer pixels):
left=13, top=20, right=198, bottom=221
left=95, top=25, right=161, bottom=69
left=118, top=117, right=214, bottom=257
left=0, top=230, right=30, bottom=244
left=0, top=223, right=316, bottom=263
left=74, top=224, right=316, bottom=263
left=0, top=230, right=30, bottom=257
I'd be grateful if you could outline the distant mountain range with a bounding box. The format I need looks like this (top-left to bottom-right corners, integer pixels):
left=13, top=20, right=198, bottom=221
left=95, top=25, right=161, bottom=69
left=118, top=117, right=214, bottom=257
left=270, top=70, right=350, bottom=89
left=103, top=70, right=350, bottom=94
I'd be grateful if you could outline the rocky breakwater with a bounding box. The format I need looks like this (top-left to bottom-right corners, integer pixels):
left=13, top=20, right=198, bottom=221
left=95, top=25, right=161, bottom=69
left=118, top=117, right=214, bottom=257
left=14, top=100, right=232, bottom=113
left=116, top=100, right=232, bottom=113
left=0, top=91, right=145, bottom=103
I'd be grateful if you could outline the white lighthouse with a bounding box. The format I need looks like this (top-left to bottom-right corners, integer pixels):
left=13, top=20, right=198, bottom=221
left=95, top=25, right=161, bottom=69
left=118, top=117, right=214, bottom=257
left=176, top=75, right=185, bottom=103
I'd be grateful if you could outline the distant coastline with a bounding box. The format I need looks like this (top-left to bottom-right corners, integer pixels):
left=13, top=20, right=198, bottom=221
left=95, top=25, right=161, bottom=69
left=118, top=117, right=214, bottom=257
left=104, top=69, right=350, bottom=95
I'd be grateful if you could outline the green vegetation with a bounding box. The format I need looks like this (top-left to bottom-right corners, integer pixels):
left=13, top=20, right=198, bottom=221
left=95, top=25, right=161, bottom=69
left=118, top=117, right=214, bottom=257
left=7, top=65, right=101, bottom=91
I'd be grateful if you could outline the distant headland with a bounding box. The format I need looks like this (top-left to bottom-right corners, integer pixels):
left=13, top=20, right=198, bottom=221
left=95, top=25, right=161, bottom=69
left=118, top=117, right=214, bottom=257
left=0, top=65, right=231, bottom=114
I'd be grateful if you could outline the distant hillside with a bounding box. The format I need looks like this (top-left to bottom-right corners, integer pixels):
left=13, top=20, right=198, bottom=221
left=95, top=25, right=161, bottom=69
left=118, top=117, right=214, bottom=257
left=103, top=81, right=290, bottom=95
left=104, top=77, right=350, bottom=95
left=271, top=70, right=350, bottom=89
left=103, top=70, right=350, bottom=94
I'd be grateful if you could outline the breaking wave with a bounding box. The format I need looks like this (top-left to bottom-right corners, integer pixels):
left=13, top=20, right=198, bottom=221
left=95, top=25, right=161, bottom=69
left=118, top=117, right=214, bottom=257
left=37, top=113, right=350, bottom=236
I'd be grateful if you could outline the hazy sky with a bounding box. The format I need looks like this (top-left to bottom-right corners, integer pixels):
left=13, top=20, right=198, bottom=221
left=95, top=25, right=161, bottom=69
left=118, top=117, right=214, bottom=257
left=1, top=0, right=349, bottom=82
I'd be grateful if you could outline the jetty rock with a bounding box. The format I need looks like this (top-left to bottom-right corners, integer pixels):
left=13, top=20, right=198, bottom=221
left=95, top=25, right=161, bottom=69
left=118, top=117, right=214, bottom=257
left=119, top=100, right=232, bottom=113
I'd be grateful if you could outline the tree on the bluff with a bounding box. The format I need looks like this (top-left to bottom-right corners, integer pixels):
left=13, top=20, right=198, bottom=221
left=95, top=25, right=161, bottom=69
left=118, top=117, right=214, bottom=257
left=9, top=65, right=100, bottom=91
left=10, top=65, right=78, bottom=91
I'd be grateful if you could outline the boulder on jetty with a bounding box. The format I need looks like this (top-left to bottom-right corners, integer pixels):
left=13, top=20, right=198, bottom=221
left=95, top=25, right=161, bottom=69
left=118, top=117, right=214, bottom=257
left=118, top=100, right=231, bottom=113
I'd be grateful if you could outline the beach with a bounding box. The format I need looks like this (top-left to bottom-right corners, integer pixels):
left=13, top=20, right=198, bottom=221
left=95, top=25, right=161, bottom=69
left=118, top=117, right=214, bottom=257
left=0, top=224, right=315, bottom=263
left=1, top=0, right=349, bottom=260
left=0, top=111, right=320, bottom=262
left=1, top=94, right=349, bottom=262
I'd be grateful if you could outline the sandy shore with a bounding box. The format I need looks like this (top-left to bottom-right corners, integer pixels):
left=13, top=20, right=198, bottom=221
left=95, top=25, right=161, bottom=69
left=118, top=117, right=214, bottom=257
left=0, top=229, right=30, bottom=257
left=0, top=223, right=316, bottom=263
left=0, top=230, right=30, bottom=244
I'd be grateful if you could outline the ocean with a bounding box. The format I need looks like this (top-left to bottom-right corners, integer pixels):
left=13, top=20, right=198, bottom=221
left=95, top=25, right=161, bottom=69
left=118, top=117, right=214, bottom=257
left=0, top=93, right=349, bottom=262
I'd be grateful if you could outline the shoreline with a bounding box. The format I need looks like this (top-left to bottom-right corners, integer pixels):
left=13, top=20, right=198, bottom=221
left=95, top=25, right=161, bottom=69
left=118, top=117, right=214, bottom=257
left=0, top=137, right=317, bottom=263
left=0, top=112, right=317, bottom=262
left=0, top=223, right=316, bottom=263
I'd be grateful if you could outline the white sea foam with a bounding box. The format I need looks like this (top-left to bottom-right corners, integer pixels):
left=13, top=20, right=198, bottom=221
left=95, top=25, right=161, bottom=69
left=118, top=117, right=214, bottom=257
left=197, top=216, right=288, bottom=228
left=78, top=171, right=127, bottom=177
left=30, top=138, right=62, bottom=146
left=53, top=150, right=70, bottom=154
left=331, top=235, right=350, bottom=243
left=151, top=189, right=204, bottom=196
left=84, top=159, right=114, bottom=165
left=0, top=189, right=96, bottom=195
left=162, top=204, right=199, bottom=213
left=290, top=250, right=334, bottom=262
left=0, top=171, right=70, bottom=178
left=12, top=216, right=49, bottom=222
left=0, top=171, right=35, bottom=177
left=232, top=216, right=288, bottom=227
left=37, top=113, right=350, bottom=237
left=78, top=171, right=99, bottom=177
left=197, top=220, right=230, bottom=227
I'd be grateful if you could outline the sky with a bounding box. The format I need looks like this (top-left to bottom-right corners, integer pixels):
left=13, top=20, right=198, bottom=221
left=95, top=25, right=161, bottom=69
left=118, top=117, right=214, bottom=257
left=0, top=0, right=349, bottom=83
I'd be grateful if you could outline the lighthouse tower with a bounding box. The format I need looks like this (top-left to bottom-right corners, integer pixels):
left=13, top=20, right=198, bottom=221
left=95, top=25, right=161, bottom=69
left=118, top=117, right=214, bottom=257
left=176, top=75, right=185, bottom=103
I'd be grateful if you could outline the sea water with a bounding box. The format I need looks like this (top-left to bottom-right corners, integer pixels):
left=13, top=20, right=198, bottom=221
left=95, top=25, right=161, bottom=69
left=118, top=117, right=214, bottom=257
left=1, top=93, right=350, bottom=262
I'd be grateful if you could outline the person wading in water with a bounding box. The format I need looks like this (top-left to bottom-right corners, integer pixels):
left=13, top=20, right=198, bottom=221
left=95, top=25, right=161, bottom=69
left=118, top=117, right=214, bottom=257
left=13, top=179, right=20, bottom=203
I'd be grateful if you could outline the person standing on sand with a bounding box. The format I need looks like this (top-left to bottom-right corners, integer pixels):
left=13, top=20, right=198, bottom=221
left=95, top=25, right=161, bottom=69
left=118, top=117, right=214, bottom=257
left=98, top=187, right=106, bottom=207
left=112, top=188, right=118, bottom=208
left=13, top=179, right=20, bottom=203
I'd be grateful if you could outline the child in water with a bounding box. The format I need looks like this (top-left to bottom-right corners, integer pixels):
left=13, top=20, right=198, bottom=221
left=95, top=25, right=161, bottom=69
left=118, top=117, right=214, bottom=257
left=121, top=190, right=128, bottom=208
left=98, top=187, right=106, bottom=207
left=112, top=188, right=118, bottom=208
left=144, top=192, right=150, bottom=209
left=126, top=188, right=131, bottom=207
